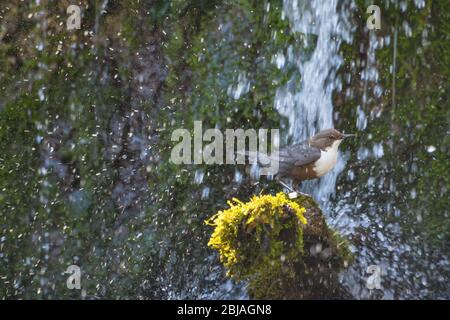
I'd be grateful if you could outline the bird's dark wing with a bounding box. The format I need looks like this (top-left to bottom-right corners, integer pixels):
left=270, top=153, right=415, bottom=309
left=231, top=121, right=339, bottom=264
left=235, top=140, right=321, bottom=178
left=277, top=140, right=321, bottom=175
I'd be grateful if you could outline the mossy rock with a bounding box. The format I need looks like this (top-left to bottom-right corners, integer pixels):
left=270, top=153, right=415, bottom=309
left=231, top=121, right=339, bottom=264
left=205, top=192, right=353, bottom=299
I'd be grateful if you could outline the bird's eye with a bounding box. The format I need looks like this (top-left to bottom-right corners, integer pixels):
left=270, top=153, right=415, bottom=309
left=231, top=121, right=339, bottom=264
left=329, top=135, right=334, bottom=139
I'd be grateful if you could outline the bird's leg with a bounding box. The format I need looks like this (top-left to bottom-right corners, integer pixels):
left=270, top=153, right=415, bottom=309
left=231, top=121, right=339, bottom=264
left=291, top=180, right=313, bottom=199
left=275, top=177, right=295, bottom=193
left=275, top=177, right=313, bottom=199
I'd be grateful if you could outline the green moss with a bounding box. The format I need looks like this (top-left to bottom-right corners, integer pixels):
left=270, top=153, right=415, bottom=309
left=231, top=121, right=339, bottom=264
left=206, top=192, right=353, bottom=299
left=206, top=192, right=306, bottom=278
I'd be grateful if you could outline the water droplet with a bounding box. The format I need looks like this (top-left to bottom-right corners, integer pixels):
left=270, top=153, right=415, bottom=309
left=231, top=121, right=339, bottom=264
left=426, top=145, right=436, bottom=153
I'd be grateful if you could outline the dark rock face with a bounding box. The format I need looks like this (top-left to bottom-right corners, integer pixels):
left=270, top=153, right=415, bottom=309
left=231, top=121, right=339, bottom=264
left=107, top=29, right=167, bottom=224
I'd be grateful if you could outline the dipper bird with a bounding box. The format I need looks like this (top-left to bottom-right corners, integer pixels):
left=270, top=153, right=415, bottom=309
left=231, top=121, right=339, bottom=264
left=265, top=129, right=355, bottom=193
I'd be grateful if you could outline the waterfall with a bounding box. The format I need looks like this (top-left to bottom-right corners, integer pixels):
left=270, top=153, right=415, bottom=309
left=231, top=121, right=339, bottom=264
left=275, top=0, right=354, bottom=205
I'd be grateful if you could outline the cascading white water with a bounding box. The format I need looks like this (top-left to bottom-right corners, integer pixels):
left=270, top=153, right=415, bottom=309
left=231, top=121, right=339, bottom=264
left=275, top=0, right=354, bottom=205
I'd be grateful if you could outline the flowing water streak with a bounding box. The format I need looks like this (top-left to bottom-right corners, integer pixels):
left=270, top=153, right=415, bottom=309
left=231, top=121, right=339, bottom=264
left=275, top=0, right=354, bottom=204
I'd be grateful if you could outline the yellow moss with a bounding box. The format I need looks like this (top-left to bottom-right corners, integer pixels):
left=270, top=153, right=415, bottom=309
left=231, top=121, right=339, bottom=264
left=205, top=192, right=353, bottom=299
left=205, top=192, right=307, bottom=281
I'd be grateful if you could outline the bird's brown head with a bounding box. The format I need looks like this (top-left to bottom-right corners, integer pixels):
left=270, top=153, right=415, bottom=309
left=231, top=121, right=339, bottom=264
left=309, top=128, right=354, bottom=151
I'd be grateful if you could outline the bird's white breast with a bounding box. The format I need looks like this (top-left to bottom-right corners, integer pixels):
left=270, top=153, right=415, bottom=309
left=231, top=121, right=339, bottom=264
left=313, top=140, right=341, bottom=177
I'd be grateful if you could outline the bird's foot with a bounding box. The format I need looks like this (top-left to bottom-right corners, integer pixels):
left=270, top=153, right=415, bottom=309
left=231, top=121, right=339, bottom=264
left=290, top=190, right=313, bottom=199
left=276, top=178, right=313, bottom=199
left=276, top=178, right=295, bottom=193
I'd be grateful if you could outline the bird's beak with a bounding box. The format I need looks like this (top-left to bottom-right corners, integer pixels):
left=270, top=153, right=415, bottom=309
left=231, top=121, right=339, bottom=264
left=343, top=133, right=356, bottom=139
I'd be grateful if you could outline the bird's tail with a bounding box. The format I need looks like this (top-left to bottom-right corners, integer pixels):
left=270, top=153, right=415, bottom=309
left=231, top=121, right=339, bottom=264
left=235, top=150, right=273, bottom=166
